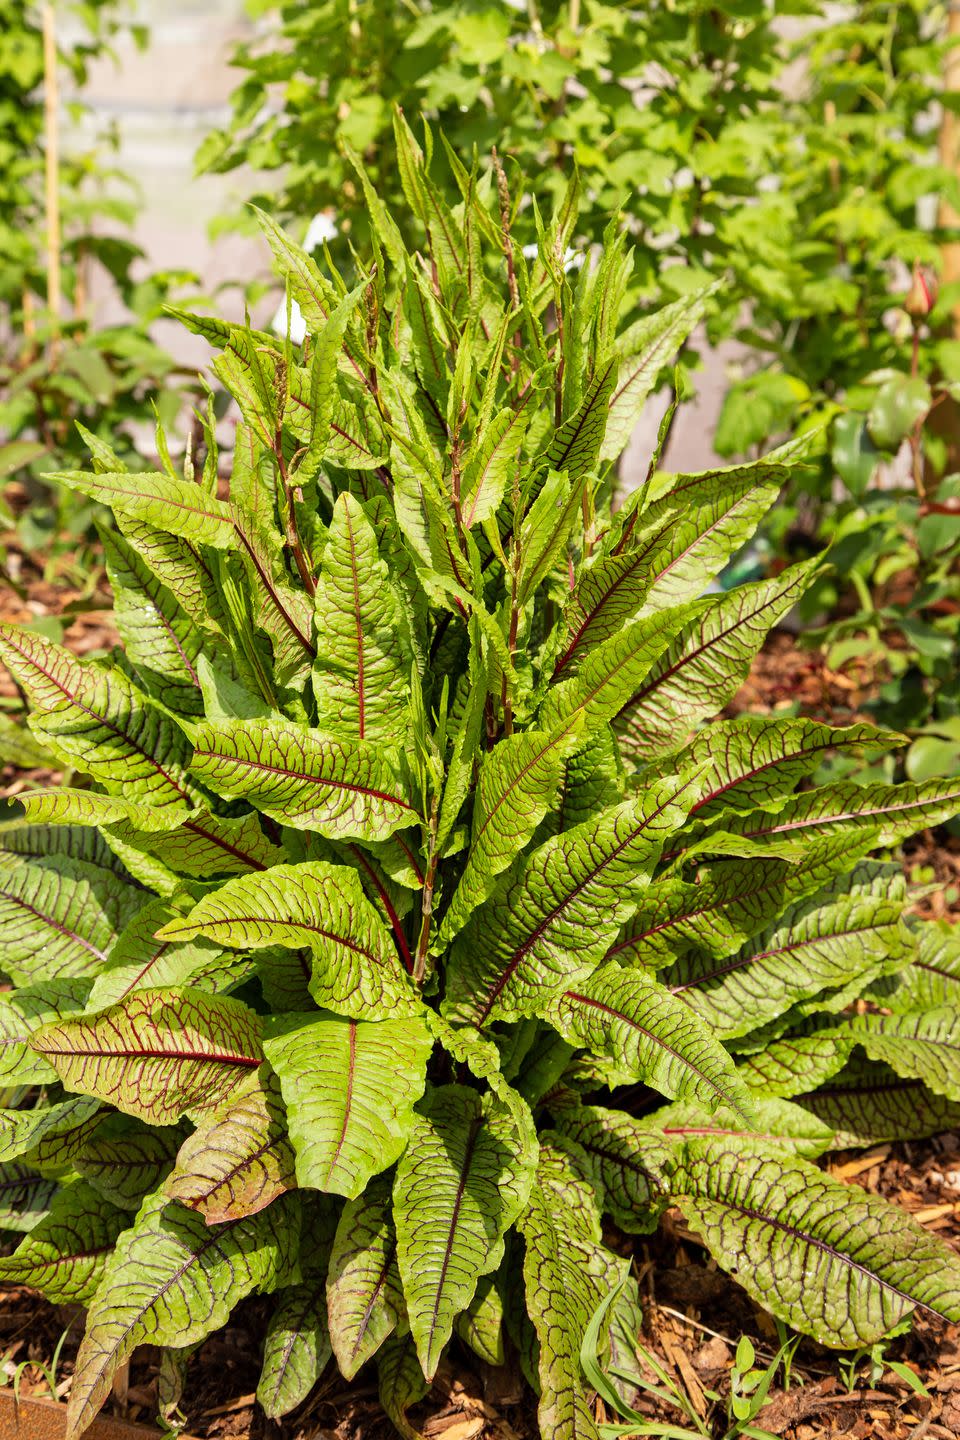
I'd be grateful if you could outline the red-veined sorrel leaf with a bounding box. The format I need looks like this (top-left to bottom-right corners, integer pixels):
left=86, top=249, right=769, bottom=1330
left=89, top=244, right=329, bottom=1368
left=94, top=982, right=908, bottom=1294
left=543, top=963, right=754, bottom=1117
left=327, top=1175, right=404, bottom=1379
left=157, top=861, right=419, bottom=1017
left=31, top=989, right=263, bottom=1124
left=667, top=1137, right=960, bottom=1347
left=313, top=492, right=414, bottom=743
left=393, top=1085, right=534, bottom=1381
left=165, top=1066, right=296, bottom=1223
left=517, top=1140, right=626, bottom=1440
left=188, top=718, right=418, bottom=840
left=0, top=623, right=193, bottom=807
left=263, top=1012, right=432, bottom=1198
left=445, top=778, right=701, bottom=1027
left=0, top=1179, right=129, bottom=1305
left=66, top=1191, right=300, bottom=1440
left=613, top=559, right=818, bottom=760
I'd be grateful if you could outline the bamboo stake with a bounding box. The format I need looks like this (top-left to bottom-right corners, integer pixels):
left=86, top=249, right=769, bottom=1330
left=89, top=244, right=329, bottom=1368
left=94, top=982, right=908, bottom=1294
left=940, top=2, right=960, bottom=336
left=42, top=3, right=61, bottom=333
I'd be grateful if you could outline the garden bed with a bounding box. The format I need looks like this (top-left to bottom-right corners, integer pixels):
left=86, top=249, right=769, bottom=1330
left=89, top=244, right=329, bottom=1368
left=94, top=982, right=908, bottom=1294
left=1, top=1133, right=959, bottom=1439
left=1, top=560, right=958, bottom=1440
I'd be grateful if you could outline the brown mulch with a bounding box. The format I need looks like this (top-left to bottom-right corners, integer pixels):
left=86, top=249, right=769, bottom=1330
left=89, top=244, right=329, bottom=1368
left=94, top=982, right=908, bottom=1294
left=725, top=630, right=882, bottom=726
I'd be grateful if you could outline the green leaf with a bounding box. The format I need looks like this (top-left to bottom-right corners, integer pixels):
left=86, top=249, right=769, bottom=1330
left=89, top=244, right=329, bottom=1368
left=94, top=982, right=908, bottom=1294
left=0, top=1179, right=129, bottom=1305
left=11, top=1097, right=104, bottom=1173
left=0, top=1164, right=58, bottom=1232
left=89, top=895, right=241, bottom=1009
left=543, top=356, right=618, bottom=483
left=189, top=718, right=419, bottom=840
left=737, top=1029, right=855, bottom=1098
left=50, top=470, right=236, bottom=547
left=66, top=1191, right=300, bottom=1440
left=518, top=1140, right=625, bottom=1440
left=850, top=1007, right=960, bottom=1103
left=614, top=560, right=818, bottom=759
left=461, top=402, right=530, bottom=528
left=263, top=1012, right=431, bottom=1198
left=886, top=921, right=960, bottom=1012
left=158, top=861, right=419, bottom=1018
left=796, top=1057, right=960, bottom=1149
left=102, top=526, right=207, bottom=714
left=254, top=206, right=366, bottom=379
left=551, top=1102, right=671, bottom=1234
left=0, top=1096, right=98, bottom=1168
left=542, top=604, right=694, bottom=731
left=327, top=1175, right=405, bottom=1378
left=113, top=515, right=231, bottom=639
left=32, top=989, right=263, bottom=1125
left=677, top=717, right=904, bottom=821
left=867, top=376, right=931, bottom=450
left=667, top=1138, right=960, bottom=1347
left=0, top=624, right=193, bottom=809
left=602, top=288, right=716, bottom=461
left=516, top=468, right=581, bottom=610
left=165, top=1067, right=296, bottom=1223
left=257, top=1199, right=338, bottom=1419
left=666, top=882, right=914, bottom=1041
left=456, top=1275, right=505, bottom=1365
left=645, top=1094, right=834, bottom=1160
left=543, top=964, right=754, bottom=1116
left=445, top=778, right=699, bottom=1027
left=609, top=839, right=863, bottom=970
left=0, top=857, right=143, bottom=984
left=440, top=715, right=584, bottom=943
left=313, top=493, right=414, bottom=743
left=75, top=1116, right=182, bottom=1210
left=0, top=980, right=91, bottom=1086
left=394, top=1084, right=534, bottom=1380
left=714, top=776, right=960, bottom=851
left=553, top=460, right=783, bottom=675
left=377, top=1333, right=428, bottom=1440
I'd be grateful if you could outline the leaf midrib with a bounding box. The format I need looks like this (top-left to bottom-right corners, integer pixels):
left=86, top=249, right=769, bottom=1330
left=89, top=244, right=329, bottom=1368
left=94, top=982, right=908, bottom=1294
left=686, top=1192, right=953, bottom=1324
left=475, top=790, right=680, bottom=1024
left=193, top=746, right=415, bottom=813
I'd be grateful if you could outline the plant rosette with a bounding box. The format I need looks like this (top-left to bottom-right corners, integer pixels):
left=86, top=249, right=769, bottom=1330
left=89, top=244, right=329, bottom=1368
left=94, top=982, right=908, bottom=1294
left=2, top=127, right=960, bottom=1440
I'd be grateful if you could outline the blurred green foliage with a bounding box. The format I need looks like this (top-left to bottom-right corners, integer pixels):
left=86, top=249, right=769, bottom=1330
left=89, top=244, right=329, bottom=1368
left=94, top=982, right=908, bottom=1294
left=0, top=1, right=197, bottom=577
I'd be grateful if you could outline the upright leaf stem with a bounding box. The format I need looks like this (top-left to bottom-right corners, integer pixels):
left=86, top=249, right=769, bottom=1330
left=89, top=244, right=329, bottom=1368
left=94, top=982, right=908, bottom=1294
left=413, top=795, right=440, bottom=984
left=275, top=429, right=317, bottom=596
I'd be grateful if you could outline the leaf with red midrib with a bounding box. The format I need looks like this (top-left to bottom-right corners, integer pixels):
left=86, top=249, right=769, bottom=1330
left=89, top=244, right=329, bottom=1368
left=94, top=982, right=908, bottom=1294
left=189, top=717, right=418, bottom=841
left=444, top=779, right=698, bottom=1028
left=393, top=1085, right=533, bottom=1381
left=669, top=1137, right=960, bottom=1346
left=66, top=1190, right=300, bottom=1440
left=264, top=1012, right=432, bottom=1199
left=0, top=623, right=193, bottom=808
left=313, top=493, right=413, bottom=743
left=31, top=989, right=263, bottom=1125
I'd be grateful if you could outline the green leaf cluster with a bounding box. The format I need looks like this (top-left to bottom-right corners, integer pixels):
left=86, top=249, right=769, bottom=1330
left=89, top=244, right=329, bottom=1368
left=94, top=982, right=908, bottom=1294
left=1, top=139, right=960, bottom=1440
left=201, top=0, right=960, bottom=739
